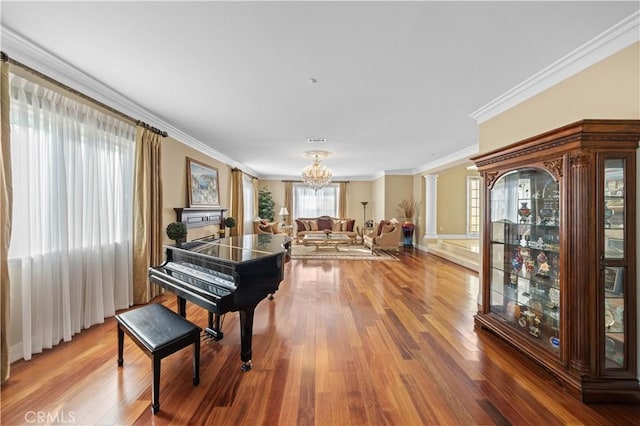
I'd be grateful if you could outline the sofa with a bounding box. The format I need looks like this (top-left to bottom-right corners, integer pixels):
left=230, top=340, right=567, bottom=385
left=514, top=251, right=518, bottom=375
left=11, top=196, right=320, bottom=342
left=363, top=220, right=401, bottom=253
left=295, top=216, right=357, bottom=243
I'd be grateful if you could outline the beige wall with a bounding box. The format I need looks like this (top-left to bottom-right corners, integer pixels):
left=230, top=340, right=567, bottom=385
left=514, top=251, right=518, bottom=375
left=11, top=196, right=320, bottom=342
left=372, top=177, right=385, bottom=223
left=480, top=43, right=639, bottom=151
left=347, top=181, right=373, bottom=224
left=383, top=175, right=414, bottom=221
left=436, top=166, right=479, bottom=235
left=161, top=137, right=232, bottom=243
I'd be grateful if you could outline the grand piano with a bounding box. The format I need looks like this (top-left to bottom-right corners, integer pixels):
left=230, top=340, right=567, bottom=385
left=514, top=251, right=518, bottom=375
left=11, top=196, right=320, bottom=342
left=149, top=233, right=291, bottom=371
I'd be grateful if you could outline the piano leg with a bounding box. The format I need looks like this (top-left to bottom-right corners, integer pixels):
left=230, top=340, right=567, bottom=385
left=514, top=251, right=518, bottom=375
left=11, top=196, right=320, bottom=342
left=239, top=308, right=255, bottom=372
left=177, top=296, right=186, bottom=317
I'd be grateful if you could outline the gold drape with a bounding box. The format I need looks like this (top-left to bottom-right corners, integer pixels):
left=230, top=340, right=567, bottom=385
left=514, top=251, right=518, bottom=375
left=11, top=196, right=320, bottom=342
left=284, top=182, right=293, bottom=226
left=339, top=182, right=347, bottom=218
left=132, top=127, right=163, bottom=304
left=231, top=169, right=244, bottom=236
left=1, top=60, right=12, bottom=382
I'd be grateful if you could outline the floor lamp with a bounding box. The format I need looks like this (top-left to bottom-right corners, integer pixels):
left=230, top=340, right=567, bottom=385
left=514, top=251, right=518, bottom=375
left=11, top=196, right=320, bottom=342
left=358, top=201, right=369, bottom=243
left=361, top=201, right=368, bottom=222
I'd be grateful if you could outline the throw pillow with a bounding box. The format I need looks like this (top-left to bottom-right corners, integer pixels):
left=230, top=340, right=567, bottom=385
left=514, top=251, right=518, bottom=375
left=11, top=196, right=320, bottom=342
left=376, top=220, right=386, bottom=236
left=309, top=220, right=319, bottom=231
left=345, top=219, right=355, bottom=232
left=332, top=219, right=342, bottom=231
left=382, top=223, right=395, bottom=234
left=317, top=217, right=332, bottom=230
left=259, top=224, right=271, bottom=233
left=295, top=219, right=307, bottom=231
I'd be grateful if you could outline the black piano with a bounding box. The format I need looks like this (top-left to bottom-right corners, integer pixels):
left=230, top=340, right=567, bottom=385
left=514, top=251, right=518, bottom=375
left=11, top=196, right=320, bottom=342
left=149, top=233, right=291, bottom=371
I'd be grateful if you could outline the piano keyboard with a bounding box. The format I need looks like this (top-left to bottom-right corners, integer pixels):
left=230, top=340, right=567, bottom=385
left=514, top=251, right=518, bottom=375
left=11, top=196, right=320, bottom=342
left=164, top=262, right=236, bottom=295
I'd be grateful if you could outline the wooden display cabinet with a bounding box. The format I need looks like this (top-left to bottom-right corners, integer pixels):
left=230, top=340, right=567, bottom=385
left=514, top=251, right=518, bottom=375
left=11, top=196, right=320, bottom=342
left=471, top=119, right=640, bottom=403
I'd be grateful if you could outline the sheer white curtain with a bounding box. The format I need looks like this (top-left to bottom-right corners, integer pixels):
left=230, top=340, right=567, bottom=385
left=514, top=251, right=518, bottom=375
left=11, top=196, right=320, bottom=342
left=242, top=174, right=254, bottom=232
left=292, top=183, right=340, bottom=218
left=8, top=74, right=135, bottom=360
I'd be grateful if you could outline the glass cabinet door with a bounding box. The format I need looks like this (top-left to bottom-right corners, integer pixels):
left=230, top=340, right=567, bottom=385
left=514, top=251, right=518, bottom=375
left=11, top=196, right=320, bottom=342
left=489, top=168, right=561, bottom=356
left=602, top=158, right=626, bottom=370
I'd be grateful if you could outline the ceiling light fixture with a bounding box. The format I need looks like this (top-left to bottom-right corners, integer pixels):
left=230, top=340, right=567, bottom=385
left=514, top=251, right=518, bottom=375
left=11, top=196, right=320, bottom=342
left=307, top=138, right=326, bottom=144
left=302, top=150, right=332, bottom=190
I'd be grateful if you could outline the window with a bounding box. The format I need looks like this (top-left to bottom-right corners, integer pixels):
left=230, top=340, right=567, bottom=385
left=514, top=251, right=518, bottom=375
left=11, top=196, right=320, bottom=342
left=467, top=176, right=480, bottom=235
left=292, top=183, right=340, bottom=218
left=242, top=174, right=254, bottom=231
left=8, top=73, right=136, bottom=360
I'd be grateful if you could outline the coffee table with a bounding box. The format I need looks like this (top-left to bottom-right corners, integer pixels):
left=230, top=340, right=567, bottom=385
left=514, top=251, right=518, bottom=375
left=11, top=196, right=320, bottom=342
left=302, top=233, right=352, bottom=250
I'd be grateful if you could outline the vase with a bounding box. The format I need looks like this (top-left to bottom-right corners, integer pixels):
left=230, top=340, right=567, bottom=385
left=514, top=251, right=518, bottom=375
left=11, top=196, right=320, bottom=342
left=518, top=202, right=531, bottom=223
left=402, top=221, right=414, bottom=247
left=539, top=203, right=554, bottom=224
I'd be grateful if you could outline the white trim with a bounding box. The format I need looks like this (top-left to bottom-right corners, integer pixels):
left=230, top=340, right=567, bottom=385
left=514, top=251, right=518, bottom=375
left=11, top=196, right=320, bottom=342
left=470, top=11, right=640, bottom=124
left=436, top=234, right=478, bottom=240
left=415, top=144, right=479, bottom=174
left=1, top=26, right=258, bottom=177
left=414, top=242, right=429, bottom=253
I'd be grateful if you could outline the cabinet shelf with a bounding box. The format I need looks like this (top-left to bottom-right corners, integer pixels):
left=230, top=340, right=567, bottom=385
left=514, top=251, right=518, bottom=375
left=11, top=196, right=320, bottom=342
left=472, top=119, right=639, bottom=403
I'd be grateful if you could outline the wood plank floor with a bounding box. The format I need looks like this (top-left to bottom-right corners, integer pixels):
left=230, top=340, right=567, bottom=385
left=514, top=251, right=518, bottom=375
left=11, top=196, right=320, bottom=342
left=2, top=249, right=640, bottom=425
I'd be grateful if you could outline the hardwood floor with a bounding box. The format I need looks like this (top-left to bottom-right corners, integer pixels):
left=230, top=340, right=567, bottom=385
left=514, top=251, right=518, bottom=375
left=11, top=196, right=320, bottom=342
left=2, top=249, right=640, bottom=425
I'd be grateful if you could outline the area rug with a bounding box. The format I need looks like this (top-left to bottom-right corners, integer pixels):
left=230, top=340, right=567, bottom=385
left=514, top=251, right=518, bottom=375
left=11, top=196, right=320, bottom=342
left=290, top=244, right=399, bottom=261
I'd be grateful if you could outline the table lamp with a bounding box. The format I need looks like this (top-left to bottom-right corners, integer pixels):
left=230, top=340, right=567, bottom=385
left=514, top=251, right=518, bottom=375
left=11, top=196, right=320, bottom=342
left=278, top=207, right=289, bottom=225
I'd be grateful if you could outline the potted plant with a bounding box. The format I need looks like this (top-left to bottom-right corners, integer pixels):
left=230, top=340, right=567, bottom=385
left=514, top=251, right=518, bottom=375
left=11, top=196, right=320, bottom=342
left=166, top=221, right=187, bottom=246
left=258, top=186, right=275, bottom=221
left=224, top=216, right=237, bottom=237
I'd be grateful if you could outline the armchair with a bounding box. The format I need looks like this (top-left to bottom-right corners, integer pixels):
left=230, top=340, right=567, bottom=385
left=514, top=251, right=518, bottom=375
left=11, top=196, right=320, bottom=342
left=363, top=220, right=401, bottom=253
left=253, top=219, right=283, bottom=235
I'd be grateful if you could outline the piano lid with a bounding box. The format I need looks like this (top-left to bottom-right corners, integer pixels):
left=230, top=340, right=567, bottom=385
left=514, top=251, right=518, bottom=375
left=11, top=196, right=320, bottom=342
left=169, top=234, right=291, bottom=264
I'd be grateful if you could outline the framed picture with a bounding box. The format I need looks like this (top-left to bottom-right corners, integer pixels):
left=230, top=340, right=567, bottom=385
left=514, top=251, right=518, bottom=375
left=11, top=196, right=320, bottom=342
left=187, top=157, right=220, bottom=207
left=604, top=266, right=623, bottom=295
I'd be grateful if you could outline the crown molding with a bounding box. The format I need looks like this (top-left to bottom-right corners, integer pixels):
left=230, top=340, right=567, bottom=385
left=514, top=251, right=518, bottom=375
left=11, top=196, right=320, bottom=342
left=415, top=144, right=479, bottom=174
left=1, top=26, right=257, bottom=176
left=470, top=11, right=640, bottom=124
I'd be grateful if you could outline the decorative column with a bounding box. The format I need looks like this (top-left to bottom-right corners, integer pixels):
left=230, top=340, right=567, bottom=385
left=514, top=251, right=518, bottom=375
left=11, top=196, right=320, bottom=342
left=423, top=174, right=438, bottom=239
left=567, top=149, right=594, bottom=375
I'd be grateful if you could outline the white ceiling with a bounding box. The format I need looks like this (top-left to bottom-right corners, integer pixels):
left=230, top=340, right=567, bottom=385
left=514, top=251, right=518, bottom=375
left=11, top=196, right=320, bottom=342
left=1, top=1, right=638, bottom=180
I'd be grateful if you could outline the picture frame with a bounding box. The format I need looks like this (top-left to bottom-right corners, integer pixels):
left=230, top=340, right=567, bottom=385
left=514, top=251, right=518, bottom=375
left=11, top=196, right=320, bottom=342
left=604, top=266, right=623, bottom=295
left=187, top=157, right=220, bottom=207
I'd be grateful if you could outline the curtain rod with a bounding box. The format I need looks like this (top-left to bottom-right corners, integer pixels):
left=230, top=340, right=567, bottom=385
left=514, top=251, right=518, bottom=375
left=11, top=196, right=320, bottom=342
left=282, top=180, right=350, bottom=183
left=231, top=168, right=258, bottom=180
left=1, top=51, right=168, bottom=137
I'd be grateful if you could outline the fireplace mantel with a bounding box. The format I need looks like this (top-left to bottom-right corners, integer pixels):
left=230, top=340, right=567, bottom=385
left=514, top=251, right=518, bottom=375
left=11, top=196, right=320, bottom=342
left=174, top=207, right=228, bottom=230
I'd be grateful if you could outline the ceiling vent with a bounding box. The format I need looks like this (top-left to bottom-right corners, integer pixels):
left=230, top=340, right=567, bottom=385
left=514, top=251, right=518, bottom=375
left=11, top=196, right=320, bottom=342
left=307, top=138, right=327, bottom=144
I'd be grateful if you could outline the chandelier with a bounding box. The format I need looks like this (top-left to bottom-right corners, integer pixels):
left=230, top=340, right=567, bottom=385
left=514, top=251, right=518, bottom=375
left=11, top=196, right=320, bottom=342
left=302, top=150, right=332, bottom=190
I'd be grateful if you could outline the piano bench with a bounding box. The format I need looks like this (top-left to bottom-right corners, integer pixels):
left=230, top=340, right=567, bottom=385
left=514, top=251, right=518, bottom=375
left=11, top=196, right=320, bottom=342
left=116, top=303, right=202, bottom=414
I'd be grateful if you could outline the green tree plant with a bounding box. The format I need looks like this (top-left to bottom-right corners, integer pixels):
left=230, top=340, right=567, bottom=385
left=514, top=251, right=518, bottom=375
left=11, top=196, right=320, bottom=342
left=258, top=186, right=275, bottom=221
